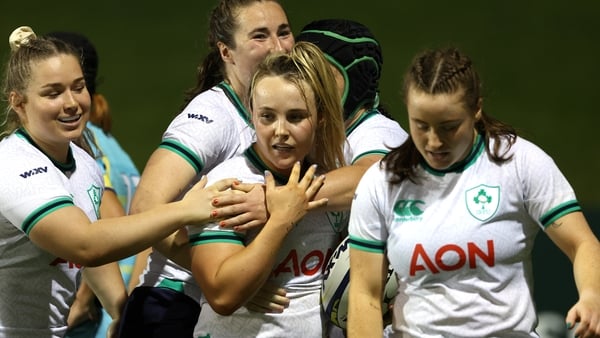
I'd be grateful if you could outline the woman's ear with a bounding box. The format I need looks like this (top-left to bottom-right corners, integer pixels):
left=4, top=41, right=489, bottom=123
left=9, top=91, right=26, bottom=120
left=218, top=41, right=233, bottom=64
left=474, top=108, right=482, bottom=121
left=475, top=98, right=483, bottom=121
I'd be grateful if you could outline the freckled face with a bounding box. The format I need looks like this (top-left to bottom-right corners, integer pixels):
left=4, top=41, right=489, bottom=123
left=252, top=75, right=317, bottom=176
left=12, top=54, right=90, bottom=159
left=406, top=87, right=478, bottom=170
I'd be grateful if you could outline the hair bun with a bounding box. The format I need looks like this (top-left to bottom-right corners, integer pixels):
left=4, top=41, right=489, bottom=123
left=9, top=26, right=37, bottom=51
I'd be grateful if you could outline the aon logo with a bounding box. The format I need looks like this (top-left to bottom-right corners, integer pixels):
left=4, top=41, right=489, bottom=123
left=272, top=248, right=333, bottom=277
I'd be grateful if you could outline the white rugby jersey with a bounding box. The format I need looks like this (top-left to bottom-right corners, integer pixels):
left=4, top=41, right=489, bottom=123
left=349, top=134, right=580, bottom=338
left=345, top=109, right=407, bottom=164
left=138, top=82, right=255, bottom=301
left=189, top=146, right=348, bottom=338
left=0, top=129, right=103, bottom=337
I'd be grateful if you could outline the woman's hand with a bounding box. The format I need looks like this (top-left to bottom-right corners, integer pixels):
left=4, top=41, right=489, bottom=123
left=245, top=282, right=290, bottom=313
left=213, top=182, right=268, bottom=231
left=265, top=162, right=327, bottom=226
left=182, top=176, right=239, bottom=225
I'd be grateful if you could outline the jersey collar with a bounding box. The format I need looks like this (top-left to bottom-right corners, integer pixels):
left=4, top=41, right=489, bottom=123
left=243, top=145, right=311, bottom=185
left=217, top=81, right=253, bottom=128
left=16, top=128, right=76, bottom=174
left=345, top=108, right=379, bottom=136
left=421, top=132, right=484, bottom=176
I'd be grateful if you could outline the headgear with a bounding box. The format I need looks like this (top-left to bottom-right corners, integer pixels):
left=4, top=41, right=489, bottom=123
left=296, top=19, right=382, bottom=120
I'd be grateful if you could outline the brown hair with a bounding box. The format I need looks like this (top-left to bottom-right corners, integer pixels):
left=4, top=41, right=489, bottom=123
left=384, top=47, right=517, bottom=184
left=181, top=0, right=284, bottom=110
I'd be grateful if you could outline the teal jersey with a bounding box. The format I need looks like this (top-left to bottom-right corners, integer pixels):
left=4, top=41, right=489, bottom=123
left=84, top=123, right=140, bottom=338
left=87, top=123, right=140, bottom=213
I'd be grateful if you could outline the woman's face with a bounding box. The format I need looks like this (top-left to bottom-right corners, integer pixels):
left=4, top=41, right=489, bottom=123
left=225, top=1, right=294, bottom=93
left=406, top=86, right=479, bottom=170
left=12, top=54, right=90, bottom=159
left=252, top=75, right=317, bottom=176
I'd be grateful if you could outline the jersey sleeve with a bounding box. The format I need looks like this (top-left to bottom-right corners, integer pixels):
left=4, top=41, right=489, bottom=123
left=159, top=96, right=244, bottom=175
left=348, top=162, right=388, bottom=254
left=346, top=113, right=408, bottom=163
left=514, top=139, right=581, bottom=228
left=0, top=158, right=74, bottom=235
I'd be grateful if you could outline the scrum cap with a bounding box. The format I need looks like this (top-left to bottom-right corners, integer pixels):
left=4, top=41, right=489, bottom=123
left=296, top=19, right=382, bottom=120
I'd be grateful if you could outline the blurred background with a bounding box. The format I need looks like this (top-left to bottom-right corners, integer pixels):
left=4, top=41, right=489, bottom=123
left=1, top=0, right=598, bottom=325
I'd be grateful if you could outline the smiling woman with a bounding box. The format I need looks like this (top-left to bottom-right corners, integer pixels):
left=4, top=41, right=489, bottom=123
left=187, top=41, right=347, bottom=338
left=3, top=28, right=91, bottom=161
left=0, top=25, right=276, bottom=337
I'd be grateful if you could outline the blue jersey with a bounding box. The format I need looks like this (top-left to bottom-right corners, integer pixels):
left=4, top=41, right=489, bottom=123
left=87, top=123, right=140, bottom=213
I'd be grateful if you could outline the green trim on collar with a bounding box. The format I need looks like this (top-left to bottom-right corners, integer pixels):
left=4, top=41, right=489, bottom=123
left=422, top=133, right=485, bottom=176
left=16, top=128, right=76, bottom=174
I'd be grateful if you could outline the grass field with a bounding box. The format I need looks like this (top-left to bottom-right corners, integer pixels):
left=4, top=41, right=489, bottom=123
left=1, top=0, right=599, bottom=210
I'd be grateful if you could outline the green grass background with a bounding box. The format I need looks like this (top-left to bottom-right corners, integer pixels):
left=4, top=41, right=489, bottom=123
left=1, top=0, right=599, bottom=315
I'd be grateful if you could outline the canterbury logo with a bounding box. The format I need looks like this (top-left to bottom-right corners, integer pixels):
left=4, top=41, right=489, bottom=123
left=20, top=166, right=48, bottom=178
left=187, top=113, right=214, bottom=123
left=393, top=199, right=425, bottom=218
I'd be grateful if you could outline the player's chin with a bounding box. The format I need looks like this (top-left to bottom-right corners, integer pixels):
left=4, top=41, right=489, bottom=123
left=272, top=156, right=302, bottom=172
left=273, top=162, right=296, bottom=175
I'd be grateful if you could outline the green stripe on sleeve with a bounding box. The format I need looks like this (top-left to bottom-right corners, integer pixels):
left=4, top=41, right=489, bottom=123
left=540, top=200, right=582, bottom=228
left=189, top=230, right=245, bottom=246
left=159, top=139, right=204, bottom=174
left=23, top=197, right=73, bottom=235
left=348, top=235, right=385, bottom=254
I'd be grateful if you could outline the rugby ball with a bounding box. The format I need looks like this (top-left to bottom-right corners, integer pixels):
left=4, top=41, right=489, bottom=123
left=321, top=236, right=398, bottom=329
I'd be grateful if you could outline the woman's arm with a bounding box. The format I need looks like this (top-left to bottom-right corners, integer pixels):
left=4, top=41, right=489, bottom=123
left=546, top=211, right=600, bottom=337
left=223, top=154, right=384, bottom=233
left=314, top=154, right=381, bottom=211
left=67, top=189, right=127, bottom=328
left=347, top=247, right=388, bottom=337
left=81, top=262, right=127, bottom=328
left=190, top=163, right=327, bottom=315
left=28, top=176, right=236, bottom=267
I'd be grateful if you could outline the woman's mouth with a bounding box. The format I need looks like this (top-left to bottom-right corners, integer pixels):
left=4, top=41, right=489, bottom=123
left=272, top=143, right=293, bottom=152
left=58, top=114, right=82, bottom=123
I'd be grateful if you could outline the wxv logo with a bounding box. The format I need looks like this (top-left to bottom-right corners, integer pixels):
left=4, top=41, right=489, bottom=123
left=20, top=166, right=48, bottom=178
left=187, top=113, right=214, bottom=124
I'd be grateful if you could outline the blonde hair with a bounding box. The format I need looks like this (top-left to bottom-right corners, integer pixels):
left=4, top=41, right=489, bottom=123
left=1, top=26, right=96, bottom=156
left=1, top=26, right=80, bottom=138
left=249, top=41, right=346, bottom=171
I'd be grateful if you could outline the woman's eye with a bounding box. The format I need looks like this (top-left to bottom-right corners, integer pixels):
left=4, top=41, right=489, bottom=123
left=252, top=33, right=268, bottom=40
left=278, top=29, right=292, bottom=38
left=259, top=113, right=274, bottom=121
left=443, top=124, right=459, bottom=131
left=288, top=114, right=305, bottom=123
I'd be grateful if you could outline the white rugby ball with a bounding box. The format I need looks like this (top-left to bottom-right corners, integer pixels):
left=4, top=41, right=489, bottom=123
left=321, top=236, right=398, bottom=329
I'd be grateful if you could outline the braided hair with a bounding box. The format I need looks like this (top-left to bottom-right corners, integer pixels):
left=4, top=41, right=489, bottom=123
left=383, top=47, right=517, bottom=184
